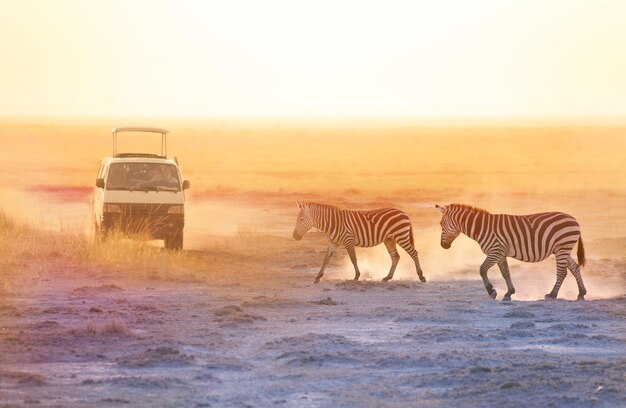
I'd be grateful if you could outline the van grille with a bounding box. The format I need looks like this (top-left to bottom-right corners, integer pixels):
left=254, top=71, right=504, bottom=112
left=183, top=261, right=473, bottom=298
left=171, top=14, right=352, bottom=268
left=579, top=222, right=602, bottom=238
left=118, top=203, right=172, bottom=216
left=103, top=203, right=183, bottom=237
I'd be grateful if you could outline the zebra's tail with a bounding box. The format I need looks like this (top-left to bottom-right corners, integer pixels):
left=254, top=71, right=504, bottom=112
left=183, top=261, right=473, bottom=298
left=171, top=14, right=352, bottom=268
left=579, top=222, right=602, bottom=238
left=409, top=223, right=415, bottom=249
left=577, top=236, right=586, bottom=267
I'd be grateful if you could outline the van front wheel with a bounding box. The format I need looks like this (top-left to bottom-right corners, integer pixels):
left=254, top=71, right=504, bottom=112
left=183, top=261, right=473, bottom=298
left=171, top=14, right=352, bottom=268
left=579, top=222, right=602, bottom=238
left=165, top=230, right=183, bottom=250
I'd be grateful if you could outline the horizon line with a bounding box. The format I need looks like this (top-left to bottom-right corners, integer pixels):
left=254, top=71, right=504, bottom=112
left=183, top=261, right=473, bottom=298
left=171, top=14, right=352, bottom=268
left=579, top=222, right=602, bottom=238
left=2, top=114, right=626, bottom=127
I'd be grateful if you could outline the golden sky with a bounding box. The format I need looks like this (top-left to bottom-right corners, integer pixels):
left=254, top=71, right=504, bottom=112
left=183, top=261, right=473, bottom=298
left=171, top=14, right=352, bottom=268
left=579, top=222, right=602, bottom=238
left=1, top=0, right=625, bottom=118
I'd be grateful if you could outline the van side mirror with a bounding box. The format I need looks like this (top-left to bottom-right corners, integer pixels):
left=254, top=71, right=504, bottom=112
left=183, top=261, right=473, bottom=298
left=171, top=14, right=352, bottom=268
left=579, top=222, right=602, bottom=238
left=182, top=180, right=190, bottom=190
left=96, top=178, right=105, bottom=189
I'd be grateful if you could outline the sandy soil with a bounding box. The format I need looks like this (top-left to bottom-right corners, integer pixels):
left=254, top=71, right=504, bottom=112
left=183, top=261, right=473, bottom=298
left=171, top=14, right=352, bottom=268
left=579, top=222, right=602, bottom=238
left=1, top=122, right=625, bottom=406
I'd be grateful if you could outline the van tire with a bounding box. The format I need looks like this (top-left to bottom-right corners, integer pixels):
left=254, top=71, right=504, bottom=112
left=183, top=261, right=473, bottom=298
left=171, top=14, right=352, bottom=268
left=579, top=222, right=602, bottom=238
left=165, top=230, right=183, bottom=250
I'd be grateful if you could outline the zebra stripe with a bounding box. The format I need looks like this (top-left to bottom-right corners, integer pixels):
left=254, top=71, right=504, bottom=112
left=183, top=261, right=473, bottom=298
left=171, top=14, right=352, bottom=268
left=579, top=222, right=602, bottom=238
left=293, top=202, right=426, bottom=283
left=436, top=203, right=587, bottom=301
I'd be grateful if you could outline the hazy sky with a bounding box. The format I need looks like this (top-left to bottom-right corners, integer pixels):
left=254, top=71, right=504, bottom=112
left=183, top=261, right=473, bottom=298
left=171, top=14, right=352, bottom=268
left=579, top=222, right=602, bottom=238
left=1, top=0, right=625, bottom=118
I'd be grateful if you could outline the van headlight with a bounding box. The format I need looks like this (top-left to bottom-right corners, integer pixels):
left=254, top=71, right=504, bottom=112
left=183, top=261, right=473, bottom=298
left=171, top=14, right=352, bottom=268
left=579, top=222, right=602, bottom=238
left=104, top=204, right=121, bottom=213
left=168, top=205, right=184, bottom=214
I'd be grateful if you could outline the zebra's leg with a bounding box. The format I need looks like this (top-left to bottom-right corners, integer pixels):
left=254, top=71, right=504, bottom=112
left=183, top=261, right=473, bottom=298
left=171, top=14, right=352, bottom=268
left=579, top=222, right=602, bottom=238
left=345, top=244, right=361, bottom=281
left=314, top=243, right=336, bottom=283
left=480, top=254, right=501, bottom=299
left=566, top=254, right=587, bottom=301
left=382, top=238, right=400, bottom=281
left=497, top=258, right=515, bottom=301
left=545, top=251, right=569, bottom=300
left=397, top=239, right=426, bottom=282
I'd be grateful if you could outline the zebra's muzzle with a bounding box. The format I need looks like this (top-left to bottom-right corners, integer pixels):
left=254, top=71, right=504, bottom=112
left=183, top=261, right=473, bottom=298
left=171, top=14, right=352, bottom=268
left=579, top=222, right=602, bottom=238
left=293, top=232, right=302, bottom=240
left=441, top=241, right=451, bottom=249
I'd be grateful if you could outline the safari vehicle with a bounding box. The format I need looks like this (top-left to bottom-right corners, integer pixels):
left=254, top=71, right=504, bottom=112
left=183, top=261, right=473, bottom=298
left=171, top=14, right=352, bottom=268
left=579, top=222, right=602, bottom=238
left=93, top=127, right=190, bottom=250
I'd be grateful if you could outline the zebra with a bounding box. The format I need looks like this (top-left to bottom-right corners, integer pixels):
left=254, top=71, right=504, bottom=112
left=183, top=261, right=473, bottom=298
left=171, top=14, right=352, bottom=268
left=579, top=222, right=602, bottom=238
left=436, top=204, right=587, bottom=301
left=293, top=201, right=426, bottom=283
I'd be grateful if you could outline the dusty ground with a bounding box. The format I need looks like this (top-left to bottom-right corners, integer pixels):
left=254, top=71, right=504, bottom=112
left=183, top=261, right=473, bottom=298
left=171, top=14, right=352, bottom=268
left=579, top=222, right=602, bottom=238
left=1, top=121, right=625, bottom=406
left=1, top=206, right=625, bottom=407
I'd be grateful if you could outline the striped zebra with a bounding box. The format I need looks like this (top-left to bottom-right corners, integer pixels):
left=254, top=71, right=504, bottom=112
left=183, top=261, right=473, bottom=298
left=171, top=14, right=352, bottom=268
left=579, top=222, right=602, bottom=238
left=436, top=204, right=587, bottom=301
left=293, top=202, right=426, bottom=283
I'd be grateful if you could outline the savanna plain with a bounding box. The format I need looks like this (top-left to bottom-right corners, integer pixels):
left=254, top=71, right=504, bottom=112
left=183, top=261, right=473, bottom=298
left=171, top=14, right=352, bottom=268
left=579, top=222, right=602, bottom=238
left=0, top=119, right=625, bottom=407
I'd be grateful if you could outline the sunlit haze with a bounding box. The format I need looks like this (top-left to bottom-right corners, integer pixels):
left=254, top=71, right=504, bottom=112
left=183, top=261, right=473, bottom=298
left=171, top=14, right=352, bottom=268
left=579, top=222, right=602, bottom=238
left=2, top=0, right=626, bottom=118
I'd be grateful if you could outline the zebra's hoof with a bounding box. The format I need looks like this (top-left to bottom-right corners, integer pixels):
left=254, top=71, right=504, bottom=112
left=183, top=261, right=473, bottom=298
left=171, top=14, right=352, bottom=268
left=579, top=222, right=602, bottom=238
left=544, top=294, right=556, bottom=300
left=489, top=291, right=497, bottom=299
left=382, top=276, right=391, bottom=282
left=313, top=278, right=320, bottom=284
left=577, top=294, right=585, bottom=301
left=502, top=296, right=511, bottom=302
left=419, top=276, right=427, bottom=283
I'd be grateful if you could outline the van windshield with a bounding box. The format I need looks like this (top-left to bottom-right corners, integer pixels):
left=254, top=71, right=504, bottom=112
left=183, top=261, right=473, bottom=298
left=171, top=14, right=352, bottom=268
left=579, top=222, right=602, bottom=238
left=107, top=163, right=181, bottom=192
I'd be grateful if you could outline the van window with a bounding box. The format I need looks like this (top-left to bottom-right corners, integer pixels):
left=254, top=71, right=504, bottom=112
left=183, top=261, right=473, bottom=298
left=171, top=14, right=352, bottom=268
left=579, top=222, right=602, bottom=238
left=107, top=163, right=181, bottom=191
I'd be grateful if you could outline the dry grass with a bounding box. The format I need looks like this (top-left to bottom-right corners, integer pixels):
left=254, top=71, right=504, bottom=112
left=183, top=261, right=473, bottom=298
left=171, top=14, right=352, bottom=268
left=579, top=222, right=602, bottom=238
left=87, top=229, right=201, bottom=280
left=0, top=210, right=15, bottom=231
left=0, top=209, right=207, bottom=285
left=0, top=208, right=291, bottom=290
left=0, top=211, right=42, bottom=294
left=84, top=319, right=133, bottom=337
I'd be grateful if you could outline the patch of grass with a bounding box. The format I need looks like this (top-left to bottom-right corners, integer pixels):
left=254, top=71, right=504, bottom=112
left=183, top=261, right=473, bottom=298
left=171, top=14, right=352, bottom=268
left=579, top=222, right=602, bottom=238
left=87, top=230, right=195, bottom=279
left=0, top=207, right=296, bottom=289
left=85, top=319, right=133, bottom=337
left=0, top=210, right=16, bottom=231
left=0, top=210, right=40, bottom=294
left=0, top=208, right=210, bottom=283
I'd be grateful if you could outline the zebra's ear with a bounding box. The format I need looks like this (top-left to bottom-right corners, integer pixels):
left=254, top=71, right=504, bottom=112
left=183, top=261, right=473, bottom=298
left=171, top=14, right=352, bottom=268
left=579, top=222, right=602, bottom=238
left=435, top=204, right=446, bottom=214
left=296, top=201, right=301, bottom=209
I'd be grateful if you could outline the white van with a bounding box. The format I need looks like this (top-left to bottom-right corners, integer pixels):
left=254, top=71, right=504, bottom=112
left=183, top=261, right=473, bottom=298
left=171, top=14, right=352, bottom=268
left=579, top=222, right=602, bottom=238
left=93, top=127, right=190, bottom=250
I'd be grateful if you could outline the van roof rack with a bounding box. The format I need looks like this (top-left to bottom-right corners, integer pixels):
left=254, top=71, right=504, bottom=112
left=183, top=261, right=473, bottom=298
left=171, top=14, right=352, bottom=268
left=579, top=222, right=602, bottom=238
left=113, top=153, right=166, bottom=159
left=112, top=127, right=169, bottom=157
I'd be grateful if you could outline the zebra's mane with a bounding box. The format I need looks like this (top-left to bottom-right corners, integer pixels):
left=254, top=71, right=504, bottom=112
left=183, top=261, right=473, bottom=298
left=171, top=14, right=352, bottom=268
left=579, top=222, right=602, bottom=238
left=302, top=202, right=340, bottom=211
left=449, top=203, right=490, bottom=214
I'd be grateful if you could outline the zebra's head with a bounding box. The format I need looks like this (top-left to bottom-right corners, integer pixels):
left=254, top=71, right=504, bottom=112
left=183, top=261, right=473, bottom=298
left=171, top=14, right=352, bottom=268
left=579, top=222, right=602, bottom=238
left=436, top=204, right=460, bottom=249
left=293, top=201, right=314, bottom=241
